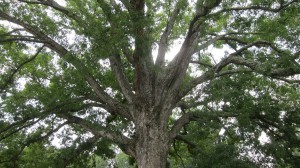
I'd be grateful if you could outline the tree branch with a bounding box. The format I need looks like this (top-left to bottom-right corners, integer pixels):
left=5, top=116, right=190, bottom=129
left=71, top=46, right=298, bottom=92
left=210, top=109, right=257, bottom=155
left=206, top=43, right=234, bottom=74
left=190, top=60, right=213, bottom=68
left=0, top=119, right=42, bottom=141
left=18, top=0, right=82, bottom=25
left=0, top=101, right=109, bottom=143
left=0, top=11, right=132, bottom=120
left=159, top=0, right=222, bottom=101
left=61, top=134, right=102, bottom=166
left=0, top=28, right=25, bottom=37
left=179, top=69, right=251, bottom=98
left=194, top=34, right=227, bottom=53
left=119, top=0, right=131, bottom=11
left=155, top=0, right=186, bottom=66
left=178, top=71, right=214, bottom=99
left=0, top=45, right=44, bottom=93
left=273, top=77, right=300, bottom=84
left=170, top=110, right=238, bottom=140
left=0, top=122, right=67, bottom=164
left=109, top=54, right=135, bottom=104
left=0, top=37, right=45, bottom=43
left=215, top=69, right=253, bottom=77
left=58, top=113, right=132, bottom=147
left=179, top=40, right=290, bottom=98
left=172, top=137, right=187, bottom=168
left=222, top=56, right=300, bottom=77
left=169, top=112, right=198, bottom=139
left=152, top=1, right=223, bottom=125
left=0, top=11, right=68, bottom=56
left=0, top=97, right=87, bottom=141
left=128, top=0, right=156, bottom=103
left=175, top=135, right=198, bottom=149
left=95, top=1, right=135, bottom=106
left=219, top=35, right=285, bottom=54
left=186, top=44, right=299, bottom=100
left=211, top=0, right=298, bottom=16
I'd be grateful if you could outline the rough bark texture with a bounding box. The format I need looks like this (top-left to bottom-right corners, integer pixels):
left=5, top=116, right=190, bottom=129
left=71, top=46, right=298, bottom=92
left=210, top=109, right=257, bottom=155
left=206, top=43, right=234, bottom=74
left=132, top=104, right=171, bottom=167
left=135, top=123, right=169, bottom=168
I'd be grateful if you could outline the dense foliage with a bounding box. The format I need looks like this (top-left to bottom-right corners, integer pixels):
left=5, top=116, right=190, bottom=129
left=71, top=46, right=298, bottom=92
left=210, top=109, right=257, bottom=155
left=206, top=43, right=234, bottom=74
left=0, top=0, right=300, bottom=167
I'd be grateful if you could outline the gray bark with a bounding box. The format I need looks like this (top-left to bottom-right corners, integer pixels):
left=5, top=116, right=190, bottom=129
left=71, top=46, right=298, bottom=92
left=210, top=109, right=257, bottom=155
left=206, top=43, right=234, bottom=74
left=134, top=110, right=170, bottom=168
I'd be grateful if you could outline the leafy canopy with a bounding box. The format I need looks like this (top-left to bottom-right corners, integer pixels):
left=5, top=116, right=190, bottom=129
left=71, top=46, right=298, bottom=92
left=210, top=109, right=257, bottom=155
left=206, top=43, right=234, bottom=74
left=0, top=0, right=300, bottom=167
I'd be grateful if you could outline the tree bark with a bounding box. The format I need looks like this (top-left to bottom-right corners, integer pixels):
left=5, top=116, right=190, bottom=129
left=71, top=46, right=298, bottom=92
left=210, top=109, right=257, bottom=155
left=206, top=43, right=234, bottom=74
left=134, top=111, right=170, bottom=168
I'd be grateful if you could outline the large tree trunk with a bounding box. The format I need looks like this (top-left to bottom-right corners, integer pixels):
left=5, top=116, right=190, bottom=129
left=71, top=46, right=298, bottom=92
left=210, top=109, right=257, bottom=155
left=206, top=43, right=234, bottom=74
left=134, top=111, right=170, bottom=168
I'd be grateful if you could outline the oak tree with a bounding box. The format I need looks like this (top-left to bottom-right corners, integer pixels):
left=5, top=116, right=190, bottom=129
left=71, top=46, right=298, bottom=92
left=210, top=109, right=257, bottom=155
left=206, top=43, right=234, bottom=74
left=1, top=0, right=300, bottom=167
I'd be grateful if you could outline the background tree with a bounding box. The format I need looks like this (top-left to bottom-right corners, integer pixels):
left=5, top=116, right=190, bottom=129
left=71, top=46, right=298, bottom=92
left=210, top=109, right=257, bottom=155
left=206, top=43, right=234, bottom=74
left=0, top=0, right=300, bottom=167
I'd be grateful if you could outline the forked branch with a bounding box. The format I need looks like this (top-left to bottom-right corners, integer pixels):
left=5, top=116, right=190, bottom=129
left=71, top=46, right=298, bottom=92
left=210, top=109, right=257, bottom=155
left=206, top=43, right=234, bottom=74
left=179, top=40, right=300, bottom=99
left=155, top=0, right=187, bottom=66
left=58, top=113, right=132, bottom=147
left=18, top=0, right=83, bottom=25
left=0, top=11, right=132, bottom=119
left=162, top=0, right=222, bottom=97
left=0, top=45, right=44, bottom=93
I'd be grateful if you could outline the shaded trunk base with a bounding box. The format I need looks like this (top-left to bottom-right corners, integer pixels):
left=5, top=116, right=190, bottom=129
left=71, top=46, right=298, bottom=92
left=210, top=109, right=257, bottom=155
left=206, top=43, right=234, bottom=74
left=135, top=124, right=170, bottom=168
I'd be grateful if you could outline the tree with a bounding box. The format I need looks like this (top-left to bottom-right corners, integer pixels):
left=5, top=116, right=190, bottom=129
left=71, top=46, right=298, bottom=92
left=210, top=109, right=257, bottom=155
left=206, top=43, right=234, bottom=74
left=0, top=0, right=300, bottom=167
